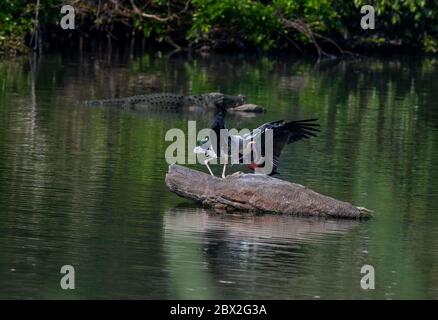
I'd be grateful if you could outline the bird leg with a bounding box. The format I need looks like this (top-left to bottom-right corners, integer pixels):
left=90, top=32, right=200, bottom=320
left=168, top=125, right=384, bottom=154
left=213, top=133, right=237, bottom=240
left=204, top=159, right=215, bottom=177
left=222, top=159, right=228, bottom=179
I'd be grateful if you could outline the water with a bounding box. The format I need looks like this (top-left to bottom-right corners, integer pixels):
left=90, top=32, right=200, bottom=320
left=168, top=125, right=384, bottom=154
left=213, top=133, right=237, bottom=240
left=1, top=52, right=438, bottom=299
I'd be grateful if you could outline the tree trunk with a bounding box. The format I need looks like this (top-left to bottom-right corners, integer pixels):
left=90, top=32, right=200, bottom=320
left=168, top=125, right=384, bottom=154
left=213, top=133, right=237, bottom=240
left=165, top=165, right=373, bottom=219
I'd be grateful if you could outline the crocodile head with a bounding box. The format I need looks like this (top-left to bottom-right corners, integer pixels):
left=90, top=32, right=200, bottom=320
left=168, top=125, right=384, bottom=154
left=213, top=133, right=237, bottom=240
left=222, top=94, right=247, bottom=109
left=202, top=92, right=247, bottom=109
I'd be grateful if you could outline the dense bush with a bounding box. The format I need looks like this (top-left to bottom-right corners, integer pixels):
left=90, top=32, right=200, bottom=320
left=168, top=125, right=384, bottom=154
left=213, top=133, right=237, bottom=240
left=1, top=0, right=437, bottom=56
left=353, top=0, right=438, bottom=53
left=0, top=1, right=34, bottom=55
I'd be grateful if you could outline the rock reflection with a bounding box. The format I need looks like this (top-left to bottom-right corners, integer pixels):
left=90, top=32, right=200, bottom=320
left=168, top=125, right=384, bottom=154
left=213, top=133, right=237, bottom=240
left=163, top=207, right=360, bottom=299
left=164, top=207, right=359, bottom=243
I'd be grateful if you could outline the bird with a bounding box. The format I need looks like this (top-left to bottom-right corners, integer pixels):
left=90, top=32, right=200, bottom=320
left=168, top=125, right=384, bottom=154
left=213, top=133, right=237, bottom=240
left=193, top=107, right=320, bottom=178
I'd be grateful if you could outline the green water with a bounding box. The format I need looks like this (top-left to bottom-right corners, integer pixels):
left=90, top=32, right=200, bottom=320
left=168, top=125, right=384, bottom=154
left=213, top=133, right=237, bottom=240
left=1, top=52, right=438, bottom=299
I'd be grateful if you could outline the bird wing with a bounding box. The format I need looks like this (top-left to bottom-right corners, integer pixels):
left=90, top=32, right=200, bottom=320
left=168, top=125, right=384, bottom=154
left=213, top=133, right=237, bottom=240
left=284, top=118, right=320, bottom=143
left=272, top=119, right=319, bottom=173
left=243, top=118, right=319, bottom=174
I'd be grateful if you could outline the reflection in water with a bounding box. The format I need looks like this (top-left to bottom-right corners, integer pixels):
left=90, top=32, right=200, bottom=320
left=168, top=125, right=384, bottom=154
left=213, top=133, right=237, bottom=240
left=164, top=207, right=359, bottom=242
left=164, top=208, right=360, bottom=299
left=1, top=52, right=438, bottom=299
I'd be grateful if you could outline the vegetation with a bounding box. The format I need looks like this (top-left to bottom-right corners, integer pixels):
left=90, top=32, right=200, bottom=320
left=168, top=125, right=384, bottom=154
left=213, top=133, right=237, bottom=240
left=1, top=0, right=438, bottom=56
left=0, top=1, right=34, bottom=55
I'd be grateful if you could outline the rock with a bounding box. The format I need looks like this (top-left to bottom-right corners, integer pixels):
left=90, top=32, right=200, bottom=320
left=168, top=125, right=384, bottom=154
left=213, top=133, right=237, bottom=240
left=165, top=165, right=373, bottom=219
left=228, top=104, right=266, bottom=113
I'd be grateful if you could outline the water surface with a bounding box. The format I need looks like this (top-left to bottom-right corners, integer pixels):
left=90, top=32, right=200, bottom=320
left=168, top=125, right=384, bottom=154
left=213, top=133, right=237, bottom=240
left=1, top=52, right=438, bottom=299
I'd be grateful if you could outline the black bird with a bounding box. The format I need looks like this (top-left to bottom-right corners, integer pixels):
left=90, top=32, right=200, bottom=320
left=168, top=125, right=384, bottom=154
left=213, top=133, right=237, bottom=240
left=194, top=108, right=319, bottom=177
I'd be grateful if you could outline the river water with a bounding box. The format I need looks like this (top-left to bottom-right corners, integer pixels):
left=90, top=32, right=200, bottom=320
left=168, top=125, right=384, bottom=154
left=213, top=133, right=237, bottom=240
left=1, top=52, right=438, bottom=299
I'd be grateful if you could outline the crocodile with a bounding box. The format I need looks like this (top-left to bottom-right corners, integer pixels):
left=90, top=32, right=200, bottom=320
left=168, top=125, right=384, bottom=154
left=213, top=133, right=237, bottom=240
left=81, top=92, right=247, bottom=112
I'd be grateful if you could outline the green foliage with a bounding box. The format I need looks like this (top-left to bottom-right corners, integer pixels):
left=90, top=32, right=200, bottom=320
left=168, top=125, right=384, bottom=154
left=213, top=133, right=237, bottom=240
left=354, top=0, right=438, bottom=52
left=423, top=33, right=437, bottom=53
left=190, top=0, right=282, bottom=50
left=0, top=0, right=59, bottom=55
left=275, top=0, right=340, bottom=32
left=188, top=0, right=345, bottom=49
left=0, top=1, right=34, bottom=55
left=1, top=0, right=438, bottom=55
left=189, top=0, right=438, bottom=52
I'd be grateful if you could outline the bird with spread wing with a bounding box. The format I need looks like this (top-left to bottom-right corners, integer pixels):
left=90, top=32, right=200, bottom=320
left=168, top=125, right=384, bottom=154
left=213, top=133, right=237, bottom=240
left=194, top=107, right=320, bottom=178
